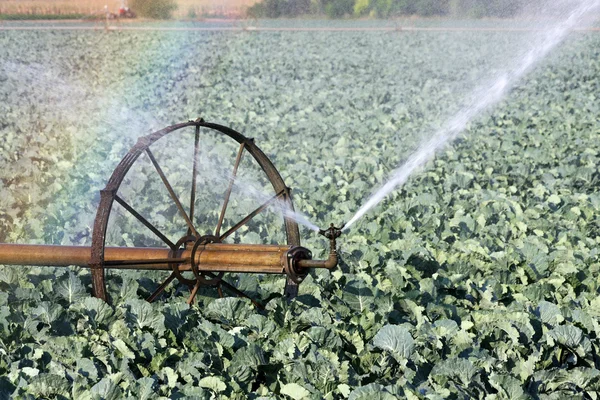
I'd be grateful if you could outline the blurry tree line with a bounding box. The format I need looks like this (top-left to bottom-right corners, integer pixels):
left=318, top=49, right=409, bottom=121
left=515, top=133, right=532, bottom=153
left=247, top=0, right=525, bottom=18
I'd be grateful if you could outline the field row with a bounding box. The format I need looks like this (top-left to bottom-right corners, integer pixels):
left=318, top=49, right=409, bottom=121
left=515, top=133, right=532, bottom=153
left=1, top=25, right=599, bottom=397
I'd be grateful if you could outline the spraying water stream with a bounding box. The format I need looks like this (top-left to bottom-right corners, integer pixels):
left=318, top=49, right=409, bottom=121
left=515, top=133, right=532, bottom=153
left=344, top=0, right=600, bottom=231
left=230, top=174, right=321, bottom=232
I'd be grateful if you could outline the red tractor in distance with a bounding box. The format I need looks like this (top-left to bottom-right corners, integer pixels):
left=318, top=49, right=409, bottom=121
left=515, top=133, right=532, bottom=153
left=118, top=5, right=136, bottom=18
left=106, top=0, right=136, bottom=19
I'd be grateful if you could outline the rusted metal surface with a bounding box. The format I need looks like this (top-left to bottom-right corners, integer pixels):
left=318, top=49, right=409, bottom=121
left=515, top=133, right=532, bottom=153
left=0, top=241, right=329, bottom=275
left=89, top=119, right=302, bottom=302
left=0, top=119, right=342, bottom=305
left=297, top=224, right=343, bottom=270
left=190, top=234, right=223, bottom=286
left=0, top=243, right=164, bottom=267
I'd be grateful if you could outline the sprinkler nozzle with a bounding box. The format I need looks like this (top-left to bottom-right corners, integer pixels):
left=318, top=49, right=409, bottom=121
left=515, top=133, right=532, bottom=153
left=297, top=223, right=343, bottom=271
left=319, top=223, right=344, bottom=240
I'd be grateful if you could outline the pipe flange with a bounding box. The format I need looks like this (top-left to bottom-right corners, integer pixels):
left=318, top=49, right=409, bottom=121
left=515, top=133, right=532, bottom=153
left=284, top=246, right=312, bottom=284
left=191, top=235, right=224, bottom=286
left=170, top=235, right=197, bottom=287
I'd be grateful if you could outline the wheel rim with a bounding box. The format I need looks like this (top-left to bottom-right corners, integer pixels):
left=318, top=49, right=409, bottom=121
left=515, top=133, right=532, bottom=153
left=90, top=120, right=301, bottom=302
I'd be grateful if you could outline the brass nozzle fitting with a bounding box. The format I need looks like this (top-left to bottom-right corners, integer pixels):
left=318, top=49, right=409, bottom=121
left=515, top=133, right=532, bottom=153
left=318, top=223, right=343, bottom=240
left=297, top=223, right=344, bottom=270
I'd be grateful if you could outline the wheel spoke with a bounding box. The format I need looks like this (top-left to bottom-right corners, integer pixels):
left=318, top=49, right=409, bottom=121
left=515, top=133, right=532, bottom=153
left=187, top=281, right=201, bottom=305
left=147, top=272, right=176, bottom=302
left=206, top=272, right=264, bottom=310
left=145, top=148, right=199, bottom=237
left=115, top=195, right=176, bottom=249
left=219, top=189, right=285, bottom=241
left=188, top=125, right=200, bottom=235
left=215, top=142, right=245, bottom=237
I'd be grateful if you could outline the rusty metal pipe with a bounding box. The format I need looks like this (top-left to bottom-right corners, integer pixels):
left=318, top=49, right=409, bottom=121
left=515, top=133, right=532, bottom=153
left=0, top=225, right=343, bottom=279
left=296, top=247, right=338, bottom=269
left=0, top=243, right=301, bottom=274
left=297, top=223, right=343, bottom=270
left=0, top=244, right=169, bottom=267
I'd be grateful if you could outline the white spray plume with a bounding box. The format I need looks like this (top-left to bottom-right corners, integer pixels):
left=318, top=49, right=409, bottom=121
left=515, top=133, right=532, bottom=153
left=226, top=171, right=320, bottom=232
left=344, top=0, right=600, bottom=231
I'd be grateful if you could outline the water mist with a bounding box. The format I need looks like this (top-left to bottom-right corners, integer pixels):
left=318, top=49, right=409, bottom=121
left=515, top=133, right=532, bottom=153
left=344, top=0, right=600, bottom=230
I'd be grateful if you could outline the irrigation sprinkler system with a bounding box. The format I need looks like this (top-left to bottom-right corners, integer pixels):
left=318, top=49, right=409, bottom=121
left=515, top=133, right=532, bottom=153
left=0, top=119, right=344, bottom=307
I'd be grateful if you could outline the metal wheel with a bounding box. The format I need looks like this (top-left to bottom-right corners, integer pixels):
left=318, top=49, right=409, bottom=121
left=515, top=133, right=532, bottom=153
left=90, top=119, right=301, bottom=304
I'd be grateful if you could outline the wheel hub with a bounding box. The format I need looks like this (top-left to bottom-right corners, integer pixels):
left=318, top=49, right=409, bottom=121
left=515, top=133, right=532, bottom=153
left=190, top=234, right=224, bottom=286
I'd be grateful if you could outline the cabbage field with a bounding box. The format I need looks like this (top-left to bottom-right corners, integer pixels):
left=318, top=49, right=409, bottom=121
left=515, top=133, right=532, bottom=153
left=1, top=21, right=600, bottom=398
